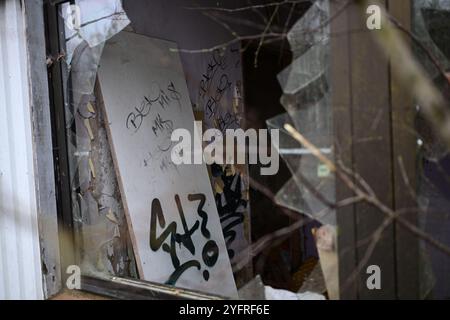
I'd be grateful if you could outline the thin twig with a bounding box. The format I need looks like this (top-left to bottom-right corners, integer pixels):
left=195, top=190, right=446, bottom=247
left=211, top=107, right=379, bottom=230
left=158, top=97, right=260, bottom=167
left=184, top=1, right=308, bottom=13
left=255, top=5, right=280, bottom=67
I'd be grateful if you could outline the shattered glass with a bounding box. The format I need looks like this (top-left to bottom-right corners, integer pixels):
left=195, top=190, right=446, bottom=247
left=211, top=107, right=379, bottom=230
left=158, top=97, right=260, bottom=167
left=413, top=0, right=450, bottom=79
left=59, top=0, right=136, bottom=279
left=267, top=0, right=335, bottom=226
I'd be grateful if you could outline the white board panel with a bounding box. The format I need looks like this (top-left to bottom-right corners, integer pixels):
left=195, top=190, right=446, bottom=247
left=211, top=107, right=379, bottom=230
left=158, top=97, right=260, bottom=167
left=98, top=31, right=237, bottom=297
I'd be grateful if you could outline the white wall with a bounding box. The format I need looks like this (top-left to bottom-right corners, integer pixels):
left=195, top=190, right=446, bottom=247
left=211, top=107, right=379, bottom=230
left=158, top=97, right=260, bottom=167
left=0, top=0, right=44, bottom=299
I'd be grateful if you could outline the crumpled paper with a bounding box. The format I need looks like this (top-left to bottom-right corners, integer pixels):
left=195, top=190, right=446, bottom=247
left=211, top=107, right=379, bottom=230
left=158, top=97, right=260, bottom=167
left=264, top=286, right=326, bottom=300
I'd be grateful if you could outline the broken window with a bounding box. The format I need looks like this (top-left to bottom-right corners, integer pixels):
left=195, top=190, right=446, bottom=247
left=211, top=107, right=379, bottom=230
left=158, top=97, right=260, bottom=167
left=43, top=0, right=450, bottom=300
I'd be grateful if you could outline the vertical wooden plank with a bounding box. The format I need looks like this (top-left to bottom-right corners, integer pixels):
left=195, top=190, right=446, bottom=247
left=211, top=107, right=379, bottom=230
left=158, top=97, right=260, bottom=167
left=348, top=0, right=396, bottom=299
left=330, top=0, right=357, bottom=300
left=389, top=0, right=419, bottom=299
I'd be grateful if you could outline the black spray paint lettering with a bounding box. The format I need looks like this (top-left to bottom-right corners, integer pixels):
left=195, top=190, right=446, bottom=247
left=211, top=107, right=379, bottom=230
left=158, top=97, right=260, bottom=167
left=212, top=164, right=247, bottom=259
left=149, top=194, right=219, bottom=285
